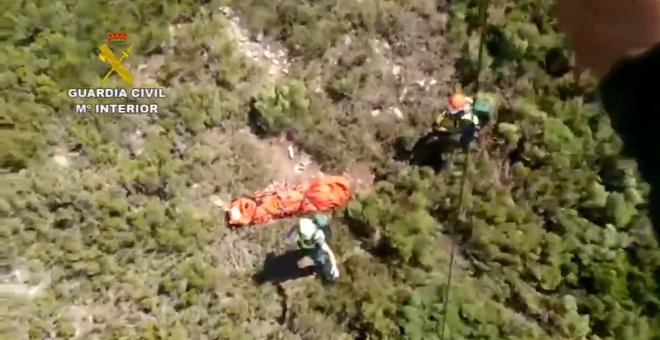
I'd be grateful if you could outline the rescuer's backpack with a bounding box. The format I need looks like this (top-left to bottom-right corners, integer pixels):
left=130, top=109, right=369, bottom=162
left=473, top=98, right=493, bottom=127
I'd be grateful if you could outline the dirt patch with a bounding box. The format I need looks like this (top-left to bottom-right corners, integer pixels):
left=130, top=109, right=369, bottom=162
left=219, top=6, right=291, bottom=78
left=240, top=129, right=376, bottom=196
left=0, top=266, right=51, bottom=299
left=133, top=55, right=165, bottom=87
left=237, top=129, right=324, bottom=184
left=369, top=14, right=458, bottom=129
left=343, top=162, right=374, bottom=192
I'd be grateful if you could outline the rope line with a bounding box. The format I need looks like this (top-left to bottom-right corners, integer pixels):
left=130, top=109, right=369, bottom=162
left=439, top=1, right=490, bottom=339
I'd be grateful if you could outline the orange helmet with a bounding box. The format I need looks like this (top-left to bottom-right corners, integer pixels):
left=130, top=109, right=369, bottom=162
left=449, top=93, right=467, bottom=109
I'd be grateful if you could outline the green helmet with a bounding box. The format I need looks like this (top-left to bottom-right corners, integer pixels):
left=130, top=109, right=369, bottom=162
left=311, top=214, right=329, bottom=228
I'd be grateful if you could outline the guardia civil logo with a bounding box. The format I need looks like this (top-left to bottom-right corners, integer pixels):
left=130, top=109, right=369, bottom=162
left=66, top=32, right=166, bottom=115
left=98, top=32, right=134, bottom=85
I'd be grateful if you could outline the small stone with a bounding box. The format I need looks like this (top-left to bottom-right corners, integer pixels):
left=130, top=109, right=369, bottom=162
left=53, top=155, right=69, bottom=167
left=294, top=163, right=306, bottom=173
left=210, top=195, right=224, bottom=207
left=389, top=107, right=404, bottom=119
left=287, top=145, right=295, bottom=159
left=342, top=35, right=352, bottom=46
left=297, top=256, right=314, bottom=268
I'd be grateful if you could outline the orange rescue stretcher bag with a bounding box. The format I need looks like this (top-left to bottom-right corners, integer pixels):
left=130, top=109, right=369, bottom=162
left=226, top=176, right=351, bottom=226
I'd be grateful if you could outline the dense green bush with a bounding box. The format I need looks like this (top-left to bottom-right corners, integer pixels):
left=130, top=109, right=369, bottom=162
left=251, top=80, right=310, bottom=135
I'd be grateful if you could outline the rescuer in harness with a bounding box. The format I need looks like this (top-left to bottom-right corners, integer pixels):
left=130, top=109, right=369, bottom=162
left=433, top=93, right=493, bottom=150
left=289, top=214, right=340, bottom=281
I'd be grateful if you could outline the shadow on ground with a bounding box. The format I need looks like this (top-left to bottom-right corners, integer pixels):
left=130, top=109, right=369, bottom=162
left=252, top=249, right=319, bottom=325
left=409, top=130, right=461, bottom=171
left=252, top=249, right=317, bottom=285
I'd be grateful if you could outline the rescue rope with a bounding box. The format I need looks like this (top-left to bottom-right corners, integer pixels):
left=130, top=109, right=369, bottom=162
left=439, top=1, right=490, bottom=339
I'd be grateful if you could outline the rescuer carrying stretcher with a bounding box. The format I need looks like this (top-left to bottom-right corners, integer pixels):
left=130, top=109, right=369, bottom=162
left=286, top=213, right=340, bottom=282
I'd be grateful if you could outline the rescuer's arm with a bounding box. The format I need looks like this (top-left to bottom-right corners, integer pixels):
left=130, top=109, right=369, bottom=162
left=319, top=241, right=339, bottom=278
left=285, top=225, right=297, bottom=241
left=598, top=43, right=660, bottom=232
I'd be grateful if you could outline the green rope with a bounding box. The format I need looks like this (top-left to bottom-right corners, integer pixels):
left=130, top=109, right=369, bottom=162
left=439, top=1, right=490, bottom=339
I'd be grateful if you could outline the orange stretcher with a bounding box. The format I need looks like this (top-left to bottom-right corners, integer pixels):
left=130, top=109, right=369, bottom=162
left=226, top=176, right=351, bottom=226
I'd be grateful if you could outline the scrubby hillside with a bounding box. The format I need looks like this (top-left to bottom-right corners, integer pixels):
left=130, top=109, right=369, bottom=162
left=2, top=0, right=658, bottom=339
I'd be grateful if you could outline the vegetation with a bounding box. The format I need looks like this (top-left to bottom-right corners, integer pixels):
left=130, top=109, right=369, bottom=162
left=2, top=0, right=658, bottom=339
